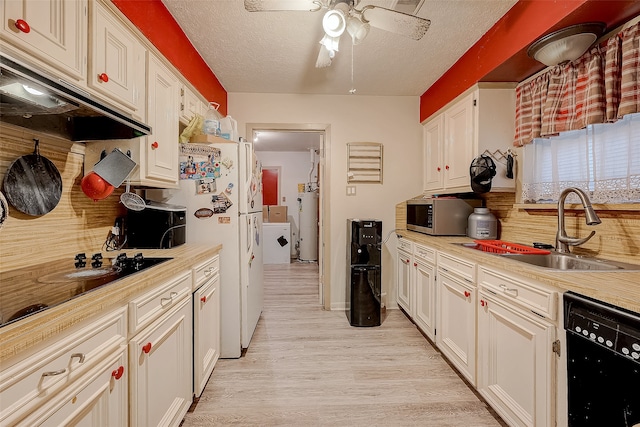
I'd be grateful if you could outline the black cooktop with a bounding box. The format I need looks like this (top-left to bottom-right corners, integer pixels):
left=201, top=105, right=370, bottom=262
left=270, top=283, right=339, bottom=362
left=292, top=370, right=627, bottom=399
left=0, top=253, right=171, bottom=327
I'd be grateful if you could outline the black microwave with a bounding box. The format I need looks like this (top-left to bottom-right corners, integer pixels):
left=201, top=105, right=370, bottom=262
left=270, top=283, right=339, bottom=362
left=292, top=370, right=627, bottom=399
left=406, top=197, right=482, bottom=236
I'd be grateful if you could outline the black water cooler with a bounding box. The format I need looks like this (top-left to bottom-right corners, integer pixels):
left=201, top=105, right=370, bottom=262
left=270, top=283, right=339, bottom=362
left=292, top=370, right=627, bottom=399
left=346, top=219, right=382, bottom=327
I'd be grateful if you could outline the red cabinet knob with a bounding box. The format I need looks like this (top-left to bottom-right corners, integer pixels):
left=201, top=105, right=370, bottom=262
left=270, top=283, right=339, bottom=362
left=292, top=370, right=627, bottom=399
left=15, top=19, right=30, bottom=33
left=98, top=73, right=109, bottom=83
left=111, top=365, right=124, bottom=380
left=481, top=300, right=487, bottom=307
left=413, top=262, right=417, bottom=267
left=151, top=141, right=159, bottom=149
left=405, top=259, right=410, bottom=264
left=464, top=291, right=470, bottom=298
left=200, top=296, right=207, bottom=303
left=445, top=165, right=450, bottom=170
left=142, top=342, right=152, bottom=354
left=437, top=167, right=441, bottom=172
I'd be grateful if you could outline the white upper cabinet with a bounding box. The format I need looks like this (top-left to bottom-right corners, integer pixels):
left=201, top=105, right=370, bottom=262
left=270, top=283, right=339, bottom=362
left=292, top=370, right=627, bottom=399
left=145, top=51, right=179, bottom=186
left=0, top=0, right=87, bottom=82
left=180, top=83, right=203, bottom=125
left=423, top=84, right=516, bottom=194
left=88, top=0, right=145, bottom=117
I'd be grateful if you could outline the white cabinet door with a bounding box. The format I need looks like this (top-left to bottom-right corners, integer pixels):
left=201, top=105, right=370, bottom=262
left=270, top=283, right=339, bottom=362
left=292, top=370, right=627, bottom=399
left=478, top=290, right=556, bottom=427
left=423, top=115, right=444, bottom=192
left=413, top=259, right=436, bottom=341
left=193, top=273, right=221, bottom=397
left=443, top=93, right=474, bottom=189
left=129, top=295, right=192, bottom=427
left=436, top=270, right=476, bottom=385
left=396, top=249, right=412, bottom=317
left=17, top=348, right=128, bottom=427
left=145, top=51, right=179, bottom=186
left=0, top=0, right=87, bottom=82
left=88, top=0, right=145, bottom=115
left=180, top=84, right=202, bottom=124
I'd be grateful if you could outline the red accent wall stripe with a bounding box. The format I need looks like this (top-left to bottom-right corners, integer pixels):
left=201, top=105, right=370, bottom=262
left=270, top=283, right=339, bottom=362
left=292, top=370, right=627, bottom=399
left=110, top=0, right=228, bottom=116
left=419, top=0, right=587, bottom=123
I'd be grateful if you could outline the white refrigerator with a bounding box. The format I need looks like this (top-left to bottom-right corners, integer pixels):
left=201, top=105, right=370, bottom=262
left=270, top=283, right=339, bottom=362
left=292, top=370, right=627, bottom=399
left=151, top=139, right=263, bottom=358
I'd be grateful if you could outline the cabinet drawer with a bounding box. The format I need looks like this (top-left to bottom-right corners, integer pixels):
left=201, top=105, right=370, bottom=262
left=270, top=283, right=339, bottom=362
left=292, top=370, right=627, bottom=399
left=193, top=255, right=220, bottom=290
left=414, top=243, right=436, bottom=264
left=478, top=267, right=557, bottom=320
left=437, top=252, right=476, bottom=283
left=0, top=307, right=127, bottom=425
left=128, top=271, right=192, bottom=335
left=397, top=238, right=413, bottom=253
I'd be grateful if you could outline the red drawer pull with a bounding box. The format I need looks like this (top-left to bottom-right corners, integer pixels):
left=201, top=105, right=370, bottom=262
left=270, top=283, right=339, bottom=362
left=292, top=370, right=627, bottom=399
left=200, top=295, right=207, bottom=303
left=98, top=73, right=109, bottom=83
left=142, top=342, right=152, bottom=354
left=481, top=299, right=487, bottom=307
left=464, top=291, right=470, bottom=298
left=112, top=366, right=124, bottom=380
left=151, top=141, right=159, bottom=149
left=413, top=262, right=417, bottom=267
left=437, top=167, right=441, bottom=172
left=15, top=19, right=30, bottom=33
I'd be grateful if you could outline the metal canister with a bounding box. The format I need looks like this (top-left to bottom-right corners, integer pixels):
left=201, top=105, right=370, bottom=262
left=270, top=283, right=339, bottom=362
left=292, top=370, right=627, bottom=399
left=467, top=207, right=498, bottom=240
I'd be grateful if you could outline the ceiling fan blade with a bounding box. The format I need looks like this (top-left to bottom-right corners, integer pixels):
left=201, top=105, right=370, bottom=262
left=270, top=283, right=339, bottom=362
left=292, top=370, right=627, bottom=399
left=360, top=5, right=430, bottom=40
left=244, top=0, right=323, bottom=12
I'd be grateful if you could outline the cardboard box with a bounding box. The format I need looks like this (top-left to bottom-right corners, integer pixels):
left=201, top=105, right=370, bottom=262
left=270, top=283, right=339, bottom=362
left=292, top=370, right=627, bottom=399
left=262, top=206, right=269, bottom=222
left=268, top=206, right=287, bottom=223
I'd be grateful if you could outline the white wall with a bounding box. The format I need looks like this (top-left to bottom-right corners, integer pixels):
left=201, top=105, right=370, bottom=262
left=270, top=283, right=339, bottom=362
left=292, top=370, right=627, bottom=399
left=229, top=93, right=423, bottom=310
left=257, top=150, right=319, bottom=257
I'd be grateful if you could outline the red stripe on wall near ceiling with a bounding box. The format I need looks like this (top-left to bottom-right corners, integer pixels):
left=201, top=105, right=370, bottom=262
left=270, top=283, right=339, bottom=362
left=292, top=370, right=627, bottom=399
left=420, top=0, right=640, bottom=123
left=110, top=0, right=228, bottom=116
left=419, top=0, right=587, bottom=123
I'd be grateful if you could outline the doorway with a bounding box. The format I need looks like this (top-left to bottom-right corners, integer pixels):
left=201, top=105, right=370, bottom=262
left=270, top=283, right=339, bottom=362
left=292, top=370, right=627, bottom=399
left=246, top=123, right=329, bottom=309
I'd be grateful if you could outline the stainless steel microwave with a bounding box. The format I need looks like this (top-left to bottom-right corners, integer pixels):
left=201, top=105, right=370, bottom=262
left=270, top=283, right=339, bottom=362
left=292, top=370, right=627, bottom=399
left=406, top=197, right=482, bottom=236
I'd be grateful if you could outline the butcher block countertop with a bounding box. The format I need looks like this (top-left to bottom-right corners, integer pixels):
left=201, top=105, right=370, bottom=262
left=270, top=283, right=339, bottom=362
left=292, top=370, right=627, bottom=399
left=397, top=229, right=640, bottom=315
left=0, top=244, right=222, bottom=365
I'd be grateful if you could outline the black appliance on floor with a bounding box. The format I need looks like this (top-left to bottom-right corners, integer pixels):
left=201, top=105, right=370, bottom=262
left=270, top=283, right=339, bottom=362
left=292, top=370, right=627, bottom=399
left=346, top=219, right=382, bottom=327
left=564, top=291, right=640, bottom=426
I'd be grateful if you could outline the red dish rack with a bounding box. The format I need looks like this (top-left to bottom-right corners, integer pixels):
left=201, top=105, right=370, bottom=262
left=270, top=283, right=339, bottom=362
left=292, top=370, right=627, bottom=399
left=473, top=240, right=551, bottom=255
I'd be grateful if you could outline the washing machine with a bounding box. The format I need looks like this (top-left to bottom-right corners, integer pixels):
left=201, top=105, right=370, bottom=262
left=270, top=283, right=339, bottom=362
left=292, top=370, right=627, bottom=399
left=262, top=223, right=291, bottom=264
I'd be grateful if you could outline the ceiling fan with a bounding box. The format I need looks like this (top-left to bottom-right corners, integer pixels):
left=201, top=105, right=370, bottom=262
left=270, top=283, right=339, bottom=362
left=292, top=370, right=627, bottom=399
left=244, top=0, right=431, bottom=68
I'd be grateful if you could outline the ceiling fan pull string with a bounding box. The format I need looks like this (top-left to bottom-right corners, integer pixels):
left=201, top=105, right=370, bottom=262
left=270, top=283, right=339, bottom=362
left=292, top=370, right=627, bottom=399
left=349, top=41, right=356, bottom=94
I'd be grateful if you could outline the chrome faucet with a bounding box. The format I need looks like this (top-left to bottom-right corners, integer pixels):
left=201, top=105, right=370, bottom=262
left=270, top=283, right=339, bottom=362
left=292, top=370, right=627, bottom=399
left=556, top=187, right=601, bottom=253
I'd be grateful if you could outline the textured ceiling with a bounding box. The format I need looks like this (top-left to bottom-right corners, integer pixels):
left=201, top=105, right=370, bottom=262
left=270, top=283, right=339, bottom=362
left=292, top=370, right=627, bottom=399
left=161, top=0, right=518, bottom=97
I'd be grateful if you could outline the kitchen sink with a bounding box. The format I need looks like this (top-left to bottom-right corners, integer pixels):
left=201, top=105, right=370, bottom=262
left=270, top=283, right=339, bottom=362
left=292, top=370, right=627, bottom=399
left=454, top=242, right=640, bottom=271
left=499, top=252, right=640, bottom=271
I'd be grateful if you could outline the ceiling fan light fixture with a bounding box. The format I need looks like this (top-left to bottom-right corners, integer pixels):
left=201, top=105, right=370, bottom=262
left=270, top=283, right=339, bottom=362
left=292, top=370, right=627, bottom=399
left=319, top=33, right=340, bottom=53
left=322, top=6, right=348, bottom=37
left=527, top=22, right=606, bottom=66
left=347, top=16, right=369, bottom=44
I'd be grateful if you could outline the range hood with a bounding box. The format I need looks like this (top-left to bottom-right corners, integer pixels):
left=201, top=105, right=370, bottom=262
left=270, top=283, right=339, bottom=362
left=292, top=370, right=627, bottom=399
left=0, top=54, right=151, bottom=141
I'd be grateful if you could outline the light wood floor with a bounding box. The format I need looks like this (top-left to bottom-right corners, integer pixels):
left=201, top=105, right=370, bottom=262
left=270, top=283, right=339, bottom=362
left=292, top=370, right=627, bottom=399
left=182, top=262, right=507, bottom=426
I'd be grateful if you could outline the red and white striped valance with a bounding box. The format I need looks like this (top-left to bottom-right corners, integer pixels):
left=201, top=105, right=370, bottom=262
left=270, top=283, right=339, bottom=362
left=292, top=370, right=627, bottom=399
left=514, top=21, right=640, bottom=146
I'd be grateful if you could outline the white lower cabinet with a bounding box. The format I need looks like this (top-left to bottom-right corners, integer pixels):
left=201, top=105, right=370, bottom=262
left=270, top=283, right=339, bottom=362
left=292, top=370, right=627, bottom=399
left=396, top=248, right=413, bottom=316
left=477, top=267, right=558, bottom=427
left=0, top=308, right=127, bottom=426
left=17, top=347, right=128, bottom=426
left=128, top=272, right=193, bottom=427
left=412, top=244, right=436, bottom=341
left=436, top=252, right=477, bottom=386
left=193, top=255, right=221, bottom=397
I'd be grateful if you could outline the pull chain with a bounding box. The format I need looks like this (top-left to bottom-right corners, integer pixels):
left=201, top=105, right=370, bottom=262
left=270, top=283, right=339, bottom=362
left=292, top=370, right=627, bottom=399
left=349, top=41, right=356, bottom=95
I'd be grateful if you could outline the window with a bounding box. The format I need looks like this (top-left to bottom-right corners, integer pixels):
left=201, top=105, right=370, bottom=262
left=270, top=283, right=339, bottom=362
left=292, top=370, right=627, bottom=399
left=522, top=113, right=640, bottom=204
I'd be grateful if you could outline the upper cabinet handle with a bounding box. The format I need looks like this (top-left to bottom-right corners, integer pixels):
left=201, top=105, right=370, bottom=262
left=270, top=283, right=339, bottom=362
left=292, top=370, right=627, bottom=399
left=14, top=19, right=30, bottom=33
left=98, top=73, right=109, bottom=83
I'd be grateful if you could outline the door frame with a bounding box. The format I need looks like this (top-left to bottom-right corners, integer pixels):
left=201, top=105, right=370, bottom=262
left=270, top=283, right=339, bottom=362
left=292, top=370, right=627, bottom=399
left=246, top=123, right=330, bottom=309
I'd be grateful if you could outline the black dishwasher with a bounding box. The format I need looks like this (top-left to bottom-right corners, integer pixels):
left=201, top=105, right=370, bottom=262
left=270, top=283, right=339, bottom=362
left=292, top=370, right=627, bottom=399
left=564, top=292, right=640, bottom=426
